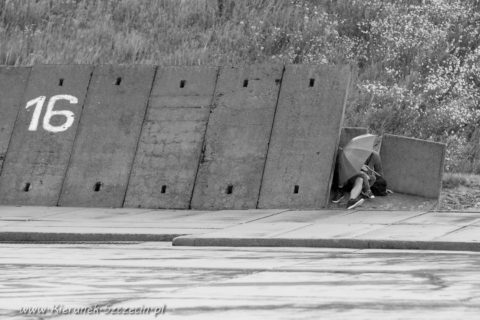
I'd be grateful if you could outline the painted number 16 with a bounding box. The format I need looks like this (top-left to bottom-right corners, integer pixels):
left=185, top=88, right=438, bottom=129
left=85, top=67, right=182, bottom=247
left=26, top=94, right=78, bottom=133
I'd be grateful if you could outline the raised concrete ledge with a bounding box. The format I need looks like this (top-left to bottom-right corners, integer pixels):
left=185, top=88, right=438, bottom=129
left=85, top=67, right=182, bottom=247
left=172, top=236, right=480, bottom=252
left=0, top=232, right=182, bottom=243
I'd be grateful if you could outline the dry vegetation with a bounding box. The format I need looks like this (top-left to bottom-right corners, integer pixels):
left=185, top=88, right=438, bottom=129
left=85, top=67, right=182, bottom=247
left=440, top=173, right=480, bottom=210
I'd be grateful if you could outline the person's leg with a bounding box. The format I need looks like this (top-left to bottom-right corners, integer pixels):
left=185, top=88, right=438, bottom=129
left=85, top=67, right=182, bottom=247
left=349, top=176, right=363, bottom=200
left=347, top=181, right=364, bottom=209
left=346, top=176, right=365, bottom=209
left=358, top=171, right=375, bottom=199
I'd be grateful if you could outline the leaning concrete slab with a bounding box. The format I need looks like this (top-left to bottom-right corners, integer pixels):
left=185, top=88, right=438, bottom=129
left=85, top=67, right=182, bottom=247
left=59, top=65, right=156, bottom=208
left=124, top=67, right=218, bottom=209
left=0, top=65, right=93, bottom=206
left=258, top=64, right=351, bottom=209
left=0, top=67, right=30, bottom=175
left=191, top=64, right=284, bottom=210
left=380, top=134, right=446, bottom=199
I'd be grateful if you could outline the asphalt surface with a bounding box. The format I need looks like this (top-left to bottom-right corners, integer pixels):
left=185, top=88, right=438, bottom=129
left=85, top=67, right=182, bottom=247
left=1, top=242, right=480, bottom=319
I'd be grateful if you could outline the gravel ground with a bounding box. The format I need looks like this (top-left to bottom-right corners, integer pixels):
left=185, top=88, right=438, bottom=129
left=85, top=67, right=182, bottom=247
left=439, top=174, right=480, bottom=211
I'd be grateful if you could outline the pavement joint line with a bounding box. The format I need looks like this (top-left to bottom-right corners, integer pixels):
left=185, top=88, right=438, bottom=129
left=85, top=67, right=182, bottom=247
left=29, top=207, right=86, bottom=219
left=339, top=210, right=430, bottom=240
left=431, top=218, right=480, bottom=241
left=238, top=209, right=291, bottom=225
left=264, top=223, right=316, bottom=238
left=347, top=224, right=390, bottom=239
left=390, top=210, right=431, bottom=225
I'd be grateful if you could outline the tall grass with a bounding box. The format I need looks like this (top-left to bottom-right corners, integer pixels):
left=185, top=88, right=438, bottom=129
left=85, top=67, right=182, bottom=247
left=0, top=0, right=307, bottom=66
left=0, top=0, right=364, bottom=65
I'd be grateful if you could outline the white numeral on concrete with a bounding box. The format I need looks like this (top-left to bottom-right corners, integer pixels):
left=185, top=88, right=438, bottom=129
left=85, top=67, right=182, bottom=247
left=26, top=95, right=78, bottom=132
left=25, top=96, right=46, bottom=131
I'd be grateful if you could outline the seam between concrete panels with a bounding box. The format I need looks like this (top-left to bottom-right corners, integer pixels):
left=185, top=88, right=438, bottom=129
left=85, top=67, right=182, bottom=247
left=0, top=67, right=32, bottom=182
left=255, top=64, right=286, bottom=209
left=121, top=66, right=159, bottom=208
left=56, top=66, right=95, bottom=206
left=188, top=66, right=221, bottom=209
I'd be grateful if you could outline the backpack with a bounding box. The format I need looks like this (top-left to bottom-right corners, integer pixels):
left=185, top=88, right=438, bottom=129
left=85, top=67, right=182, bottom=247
left=371, top=176, right=388, bottom=196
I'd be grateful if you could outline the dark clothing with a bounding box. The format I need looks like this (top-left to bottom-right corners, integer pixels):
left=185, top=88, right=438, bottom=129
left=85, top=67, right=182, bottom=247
left=365, top=151, right=383, bottom=177
left=344, top=151, right=383, bottom=192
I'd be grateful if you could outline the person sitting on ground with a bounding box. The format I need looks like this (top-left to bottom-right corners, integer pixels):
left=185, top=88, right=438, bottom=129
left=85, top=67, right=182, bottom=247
left=333, top=151, right=384, bottom=210
left=348, top=151, right=383, bottom=208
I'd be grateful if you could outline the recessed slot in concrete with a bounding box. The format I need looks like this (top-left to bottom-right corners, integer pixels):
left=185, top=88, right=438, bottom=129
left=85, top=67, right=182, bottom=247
left=115, top=77, right=122, bottom=86
left=94, top=182, right=102, bottom=192
left=180, top=80, right=186, bottom=88
left=243, top=79, right=248, bottom=87
left=23, top=183, right=31, bottom=192
left=309, top=78, right=315, bottom=87
left=226, top=185, right=233, bottom=194
left=161, top=185, right=167, bottom=194
left=294, top=185, right=299, bottom=194
left=59, top=78, right=64, bottom=86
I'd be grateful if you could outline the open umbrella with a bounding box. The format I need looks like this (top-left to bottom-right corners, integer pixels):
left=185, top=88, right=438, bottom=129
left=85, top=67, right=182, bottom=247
left=338, top=134, right=377, bottom=186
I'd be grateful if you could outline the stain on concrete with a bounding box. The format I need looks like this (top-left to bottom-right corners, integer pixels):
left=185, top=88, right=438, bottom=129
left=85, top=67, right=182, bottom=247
left=124, top=66, right=218, bottom=209
left=191, top=64, right=284, bottom=210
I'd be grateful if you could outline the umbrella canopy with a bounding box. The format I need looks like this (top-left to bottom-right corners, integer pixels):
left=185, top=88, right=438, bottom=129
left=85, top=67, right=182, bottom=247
left=338, top=134, right=377, bottom=186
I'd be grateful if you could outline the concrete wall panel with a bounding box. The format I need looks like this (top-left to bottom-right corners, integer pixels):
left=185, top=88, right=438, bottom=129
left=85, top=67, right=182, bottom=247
left=258, top=64, right=351, bottom=209
left=380, top=134, right=445, bottom=199
left=191, top=64, right=284, bottom=210
left=0, top=65, right=92, bottom=206
left=124, top=67, right=218, bottom=209
left=59, top=65, right=156, bottom=207
left=0, top=67, right=30, bottom=174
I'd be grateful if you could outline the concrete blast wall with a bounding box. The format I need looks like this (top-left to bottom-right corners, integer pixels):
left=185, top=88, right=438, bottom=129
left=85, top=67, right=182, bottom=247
left=0, top=67, right=30, bottom=176
left=0, top=64, right=352, bottom=209
left=124, top=67, right=218, bottom=209
left=191, top=64, right=284, bottom=210
left=0, top=65, right=92, bottom=206
left=380, top=134, right=446, bottom=199
left=258, top=65, right=351, bottom=209
left=59, top=65, right=156, bottom=207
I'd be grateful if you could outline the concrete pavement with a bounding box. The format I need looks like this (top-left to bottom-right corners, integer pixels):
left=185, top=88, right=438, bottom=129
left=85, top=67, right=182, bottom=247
left=1, top=206, right=480, bottom=251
